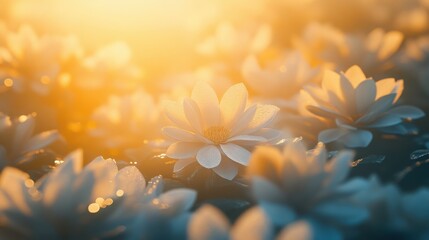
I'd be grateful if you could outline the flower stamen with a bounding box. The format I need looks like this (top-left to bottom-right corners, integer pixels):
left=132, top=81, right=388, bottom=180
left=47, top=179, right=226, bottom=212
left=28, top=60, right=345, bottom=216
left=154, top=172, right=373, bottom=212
left=203, top=126, right=230, bottom=144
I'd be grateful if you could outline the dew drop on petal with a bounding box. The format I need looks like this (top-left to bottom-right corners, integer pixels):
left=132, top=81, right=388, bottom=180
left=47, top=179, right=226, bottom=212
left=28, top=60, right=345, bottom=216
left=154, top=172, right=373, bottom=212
left=116, top=189, right=124, bottom=197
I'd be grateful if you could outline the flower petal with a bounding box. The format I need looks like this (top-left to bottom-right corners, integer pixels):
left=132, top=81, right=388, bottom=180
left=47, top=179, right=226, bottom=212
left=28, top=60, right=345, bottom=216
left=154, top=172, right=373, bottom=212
left=220, top=83, right=248, bottom=127
left=213, top=158, right=239, bottom=180
left=162, top=127, right=197, bottom=142
left=167, top=142, right=203, bottom=159
left=340, top=130, right=373, bottom=148
left=191, top=81, right=220, bottom=127
left=244, top=104, right=279, bottom=133
left=158, top=189, right=197, bottom=215
left=173, top=158, right=195, bottom=172
left=189, top=205, right=230, bottom=240
left=164, top=100, right=191, bottom=130
left=196, top=145, right=221, bottom=169
left=220, top=143, right=251, bottom=166
left=344, top=65, right=366, bottom=88
left=183, top=98, right=203, bottom=134
left=231, top=207, right=274, bottom=240
left=355, top=79, right=376, bottom=115
left=386, top=105, right=425, bottom=119
left=318, top=128, right=348, bottom=143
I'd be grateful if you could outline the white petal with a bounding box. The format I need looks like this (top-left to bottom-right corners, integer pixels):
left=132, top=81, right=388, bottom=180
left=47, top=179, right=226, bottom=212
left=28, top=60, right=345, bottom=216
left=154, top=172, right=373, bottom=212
left=183, top=98, right=203, bottom=134
left=196, top=145, right=221, bottom=169
left=231, top=207, right=274, bottom=240
left=306, top=105, right=343, bottom=120
left=162, top=127, right=197, bottom=142
left=344, top=65, right=366, bottom=88
left=22, top=130, right=60, bottom=154
left=158, top=189, right=197, bottom=215
left=167, top=142, right=203, bottom=159
left=220, top=83, right=248, bottom=127
left=213, top=158, right=238, bottom=180
left=189, top=205, right=230, bottom=240
left=164, top=100, right=191, bottom=130
left=227, top=135, right=266, bottom=143
left=355, top=79, right=376, bottom=115
left=313, top=202, right=369, bottom=226
left=116, top=166, right=145, bottom=195
left=357, top=94, right=396, bottom=124
left=386, top=105, right=425, bottom=119
left=325, top=150, right=354, bottom=189
left=191, top=81, right=220, bottom=127
left=252, top=177, right=284, bottom=202
left=340, top=130, right=373, bottom=148
left=231, top=105, right=257, bottom=135
left=366, top=114, right=402, bottom=128
left=173, top=158, right=196, bottom=172
left=318, top=128, right=348, bottom=143
left=244, top=104, right=279, bottom=133
left=259, top=202, right=295, bottom=227
left=220, top=143, right=251, bottom=166
left=277, top=221, right=312, bottom=240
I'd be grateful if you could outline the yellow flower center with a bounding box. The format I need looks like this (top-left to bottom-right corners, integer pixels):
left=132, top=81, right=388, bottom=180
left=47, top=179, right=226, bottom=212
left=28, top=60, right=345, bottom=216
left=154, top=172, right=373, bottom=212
left=203, top=126, right=230, bottom=144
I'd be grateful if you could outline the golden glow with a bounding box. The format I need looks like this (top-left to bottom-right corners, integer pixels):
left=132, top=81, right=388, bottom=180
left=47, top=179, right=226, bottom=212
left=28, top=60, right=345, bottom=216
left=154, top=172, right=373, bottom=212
left=24, top=179, right=34, bottom=188
left=18, top=115, right=28, bottom=122
left=88, top=203, right=100, bottom=213
left=3, top=78, right=13, bottom=87
left=116, top=189, right=124, bottom=197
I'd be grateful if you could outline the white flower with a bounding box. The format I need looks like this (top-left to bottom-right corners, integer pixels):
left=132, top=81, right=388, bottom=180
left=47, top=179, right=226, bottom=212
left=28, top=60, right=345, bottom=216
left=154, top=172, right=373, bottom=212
left=162, top=81, right=281, bottom=180
left=196, top=22, right=271, bottom=63
left=0, top=150, right=196, bottom=239
left=75, top=42, right=142, bottom=91
left=0, top=25, right=73, bottom=95
left=295, top=23, right=403, bottom=75
left=293, top=22, right=349, bottom=68
left=188, top=205, right=273, bottom=240
left=0, top=113, right=60, bottom=171
left=351, top=175, right=429, bottom=238
left=242, top=51, right=322, bottom=133
left=89, top=90, right=160, bottom=148
left=301, top=65, right=424, bottom=147
left=247, top=141, right=368, bottom=237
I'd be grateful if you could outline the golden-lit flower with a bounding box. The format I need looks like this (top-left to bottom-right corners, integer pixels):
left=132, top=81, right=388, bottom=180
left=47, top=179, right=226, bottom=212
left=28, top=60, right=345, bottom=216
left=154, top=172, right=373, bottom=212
left=0, top=25, right=76, bottom=95
left=89, top=90, right=160, bottom=148
left=293, top=22, right=349, bottom=68
left=196, top=22, right=271, bottom=63
left=0, top=150, right=197, bottom=239
left=0, top=113, right=60, bottom=170
left=247, top=141, right=368, bottom=235
left=162, top=82, right=280, bottom=180
left=75, top=42, right=143, bottom=91
left=301, top=65, right=424, bottom=147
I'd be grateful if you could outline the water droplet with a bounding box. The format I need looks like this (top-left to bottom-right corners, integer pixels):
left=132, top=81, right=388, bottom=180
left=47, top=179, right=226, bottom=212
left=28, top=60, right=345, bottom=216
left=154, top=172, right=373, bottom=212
left=410, top=149, right=429, bottom=160
left=88, top=203, right=100, bottom=213
left=24, top=179, right=34, bottom=188
left=116, top=189, right=124, bottom=197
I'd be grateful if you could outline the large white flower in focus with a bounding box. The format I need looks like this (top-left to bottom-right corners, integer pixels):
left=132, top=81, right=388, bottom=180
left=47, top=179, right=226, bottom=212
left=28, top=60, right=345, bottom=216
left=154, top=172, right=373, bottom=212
left=162, top=82, right=280, bottom=180
left=301, top=65, right=425, bottom=147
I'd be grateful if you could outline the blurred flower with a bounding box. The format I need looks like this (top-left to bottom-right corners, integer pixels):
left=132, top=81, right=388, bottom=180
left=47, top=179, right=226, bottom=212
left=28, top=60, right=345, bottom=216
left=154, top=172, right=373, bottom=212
left=196, top=22, right=271, bottom=64
left=188, top=205, right=273, bottom=240
left=159, top=66, right=233, bottom=101
left=74, top=42, right=143, bottom=91
left=401, top=35, right=429, bottom=96
left=293, top=22, right=349, bottom=68
left=162, top=81, right=280, bottom=180
left=295, top=23, right=403, bottom=75
left=247, top=141, right=368, bottom=238
left=242, top=51, right=322, bottom=133
left=301, top=65, right=424, bottom=147
left=0, top=113, right=60, bottom=171
left=89, top=90, right=160, bottom=149
left=0, top=150, right=196, bottom=239
left=352, top=175, right=429, bottom=239
left=0, top=25, right=77, bottom=95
